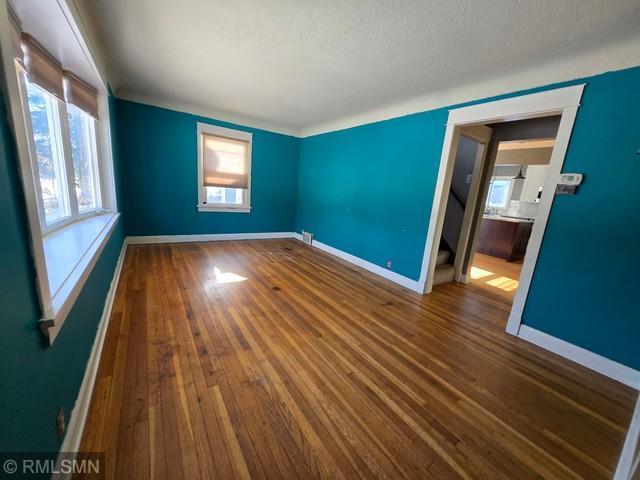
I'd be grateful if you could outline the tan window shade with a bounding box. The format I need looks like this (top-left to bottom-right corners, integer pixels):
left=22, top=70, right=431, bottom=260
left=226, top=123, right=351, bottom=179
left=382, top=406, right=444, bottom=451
left=63, top=71, right=99, bottom=119
left=202, top=134, right=249, bottom=189
left=21, top=33, right=64, bottom=101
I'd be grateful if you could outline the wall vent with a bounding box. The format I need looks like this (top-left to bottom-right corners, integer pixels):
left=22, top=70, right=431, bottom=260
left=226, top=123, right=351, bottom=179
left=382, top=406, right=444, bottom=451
left=301, top=231, right=313, bottom=245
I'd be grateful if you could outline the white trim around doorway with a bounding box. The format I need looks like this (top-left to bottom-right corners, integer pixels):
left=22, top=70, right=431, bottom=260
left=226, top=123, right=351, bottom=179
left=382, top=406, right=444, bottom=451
left=417, top=85, right=585, bottom=339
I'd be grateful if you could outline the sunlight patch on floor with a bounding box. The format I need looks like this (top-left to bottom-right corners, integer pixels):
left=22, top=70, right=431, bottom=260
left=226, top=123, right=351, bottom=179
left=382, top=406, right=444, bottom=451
left=485, top=276, right=519, bottom=291
left=214, top=267, right=247, bottom=284
left=470, top=266, right=493, bottom=280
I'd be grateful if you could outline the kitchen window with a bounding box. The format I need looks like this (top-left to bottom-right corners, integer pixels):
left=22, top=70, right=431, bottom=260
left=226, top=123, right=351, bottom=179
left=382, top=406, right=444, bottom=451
left=486, top=178, right=514, bottom=209
left=197, top=123, right=252, bottom=212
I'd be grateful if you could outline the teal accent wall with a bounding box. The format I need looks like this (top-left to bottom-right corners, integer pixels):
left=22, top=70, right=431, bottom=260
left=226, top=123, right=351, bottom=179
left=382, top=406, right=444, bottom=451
left=523, top=67, right=640, bottom=369
left=0, top=88, right=125, bottom=452
left=297, top=110, right=448, bottom=280
left=296, top=66, right=640, bottom=370
left=116, top=99, right=300, bottom=236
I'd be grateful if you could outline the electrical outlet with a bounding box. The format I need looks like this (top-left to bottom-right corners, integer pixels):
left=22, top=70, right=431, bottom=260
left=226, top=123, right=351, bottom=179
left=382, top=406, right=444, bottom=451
left=466, top=174, right=473, bottom=184
left=56, top=407, right=65, bottom=439
left=386, top=260, right=392, bottom=269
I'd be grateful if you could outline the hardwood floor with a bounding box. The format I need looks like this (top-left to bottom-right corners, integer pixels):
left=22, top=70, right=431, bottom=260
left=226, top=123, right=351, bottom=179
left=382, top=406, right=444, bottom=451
left=79, top=239, right=635, bottom=479
left=469, top=253, right=523, bottom=303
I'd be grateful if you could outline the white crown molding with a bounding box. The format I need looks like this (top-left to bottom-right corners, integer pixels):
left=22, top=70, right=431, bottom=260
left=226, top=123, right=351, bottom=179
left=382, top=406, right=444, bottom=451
left=518, top=325, right=640, bottom=390
left=292, top=233, right=422, bottom=293
left=299, top=35, right=640, bottom=138
left=114, top=36, right=639, bottom=140
left=115, top=89, right=301, bottom=137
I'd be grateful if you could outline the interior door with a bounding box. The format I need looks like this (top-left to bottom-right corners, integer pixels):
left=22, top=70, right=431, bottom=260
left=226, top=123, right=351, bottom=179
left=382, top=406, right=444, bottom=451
left=453, top=125, right=493, bottom=282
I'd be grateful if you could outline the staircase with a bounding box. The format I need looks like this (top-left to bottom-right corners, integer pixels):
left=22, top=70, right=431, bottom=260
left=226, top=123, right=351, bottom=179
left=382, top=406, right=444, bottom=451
left=433, top=249, right=455, bottom=286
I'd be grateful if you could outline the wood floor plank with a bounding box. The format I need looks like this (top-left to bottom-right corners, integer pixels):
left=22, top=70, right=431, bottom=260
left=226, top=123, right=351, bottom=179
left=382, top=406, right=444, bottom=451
left=79, top=239, right=636, bottom=479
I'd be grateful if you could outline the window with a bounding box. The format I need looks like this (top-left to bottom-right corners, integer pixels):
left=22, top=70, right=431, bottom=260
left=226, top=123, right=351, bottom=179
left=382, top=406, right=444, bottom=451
left=197, top=123, right=252, bottom=212
left=25, top=79, right=71, bottom=224
left=68, top=103, right=100, bottom=212
left=18, top=62, right=102, bottom=233
left=4, top=18, right=119, bottom=343
left=206, top=186, right=244, bottom=205
left=486, top=178, right=514, bottom=209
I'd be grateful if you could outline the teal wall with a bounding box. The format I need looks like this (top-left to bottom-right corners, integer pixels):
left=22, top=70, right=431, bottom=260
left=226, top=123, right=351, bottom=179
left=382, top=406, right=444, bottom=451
left=296, top=66, right=640, bottom=370
left=523, top=67, right=640, bottom=369
left=116, top=99, right=300, bottom=236
left=297, top=111, right=447, bottom=280
left=0, top=88, right=125, bottom=452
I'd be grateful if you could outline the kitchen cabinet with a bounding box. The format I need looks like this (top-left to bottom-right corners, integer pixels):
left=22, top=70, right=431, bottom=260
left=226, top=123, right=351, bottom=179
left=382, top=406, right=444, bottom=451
left=476, top=215, right=533, bottom=261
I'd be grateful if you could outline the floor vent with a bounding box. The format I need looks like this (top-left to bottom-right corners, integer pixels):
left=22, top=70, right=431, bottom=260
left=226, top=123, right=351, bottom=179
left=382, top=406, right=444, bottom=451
left=301, top=231, right=313, bottom=245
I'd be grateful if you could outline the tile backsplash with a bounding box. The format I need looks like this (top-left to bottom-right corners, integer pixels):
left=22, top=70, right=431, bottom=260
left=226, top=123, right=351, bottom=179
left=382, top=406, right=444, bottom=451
left=504, top=200, right=539, bottom=220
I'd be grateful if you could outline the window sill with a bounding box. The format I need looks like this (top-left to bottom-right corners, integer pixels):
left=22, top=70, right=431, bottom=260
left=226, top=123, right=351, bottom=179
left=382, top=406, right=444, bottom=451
left=41, top=212, right=120, bottom=344
left=197, top=205, right=251, bottom=213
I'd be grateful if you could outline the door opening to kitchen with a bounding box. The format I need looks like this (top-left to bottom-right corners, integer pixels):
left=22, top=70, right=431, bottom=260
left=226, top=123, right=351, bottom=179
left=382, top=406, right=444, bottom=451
left=422, top=85, right=584, bottom=335
left=434, top=115, right=561, bottom=307
left=467, top=116, right=560, bottom=306
left=470, top=137, right=556, bottom=304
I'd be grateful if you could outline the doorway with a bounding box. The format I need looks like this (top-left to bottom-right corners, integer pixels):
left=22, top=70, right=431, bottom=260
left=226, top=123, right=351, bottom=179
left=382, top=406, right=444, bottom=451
left=467, top=122, right=558, bottom=305
left=418, top=85, right=584, bottom=336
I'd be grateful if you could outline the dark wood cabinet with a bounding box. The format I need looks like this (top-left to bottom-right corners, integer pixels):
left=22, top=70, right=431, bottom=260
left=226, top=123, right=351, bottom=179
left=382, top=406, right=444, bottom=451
left=476, top=217, right=533, bottom=261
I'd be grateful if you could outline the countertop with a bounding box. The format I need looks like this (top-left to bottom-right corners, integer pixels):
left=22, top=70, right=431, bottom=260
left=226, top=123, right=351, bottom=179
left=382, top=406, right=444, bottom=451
left=483, top=214, right=534, bottom=224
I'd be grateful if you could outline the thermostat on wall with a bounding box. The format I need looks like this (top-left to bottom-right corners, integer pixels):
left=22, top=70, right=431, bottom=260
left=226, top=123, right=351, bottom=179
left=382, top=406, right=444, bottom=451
left=556, top=173, right=583, bottom=195
left=558, top=173, right=583, bottom=185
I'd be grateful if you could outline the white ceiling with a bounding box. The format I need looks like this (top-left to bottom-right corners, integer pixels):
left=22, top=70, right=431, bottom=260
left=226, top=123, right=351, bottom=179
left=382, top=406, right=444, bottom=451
left=75, top=0, right=640, bottom=136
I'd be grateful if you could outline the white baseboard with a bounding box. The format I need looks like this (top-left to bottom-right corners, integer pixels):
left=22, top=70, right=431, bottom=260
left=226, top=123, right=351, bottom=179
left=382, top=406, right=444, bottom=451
left=615, top=394, right=640, bottom=480
left=54, top=239, right=128, bottom=479
left=126, top=231, right=295, bottom=244
left=128, top=231, right=421, bottom=292
left=292, top=233, right=422, bottom=293
left=518, top=325, right=640, bottom=390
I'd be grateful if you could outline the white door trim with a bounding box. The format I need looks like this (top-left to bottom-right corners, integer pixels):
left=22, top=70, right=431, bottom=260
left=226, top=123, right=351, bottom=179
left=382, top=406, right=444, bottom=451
left=418, top=85, right=585, bottom=338
left=615, top=394, right=640, bottom=480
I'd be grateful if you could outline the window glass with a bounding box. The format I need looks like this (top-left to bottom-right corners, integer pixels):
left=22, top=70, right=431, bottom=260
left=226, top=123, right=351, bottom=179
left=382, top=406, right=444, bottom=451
left=25, top=79, right=70, bottom=224
left=487, top=179, right=512, bottom=208
left=67, top=103, right=99, bottom=212
left=205, top=186, right=243, bottom=205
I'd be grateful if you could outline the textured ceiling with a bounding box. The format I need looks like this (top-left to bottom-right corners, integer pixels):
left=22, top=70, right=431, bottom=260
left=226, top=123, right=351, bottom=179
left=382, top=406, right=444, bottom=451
left=75, top=0, right=640, bottom=134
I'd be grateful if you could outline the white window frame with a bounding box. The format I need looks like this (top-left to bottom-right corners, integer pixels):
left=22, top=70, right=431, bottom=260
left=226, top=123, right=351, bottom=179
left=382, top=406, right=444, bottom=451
left=16, top=66, right=105, bottom=235
left=196, top=122, right=252, bottom=213
left=0, top=4, right=120, bottom=344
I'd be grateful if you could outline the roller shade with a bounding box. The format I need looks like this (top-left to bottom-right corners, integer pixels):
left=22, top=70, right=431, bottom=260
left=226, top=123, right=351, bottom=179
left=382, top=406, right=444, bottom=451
left=202, top=134, right=249, bottom=189
left=21, top=33, right=64, bottom=101
left=63, top=71, right=99, bottom=119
